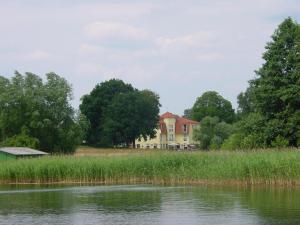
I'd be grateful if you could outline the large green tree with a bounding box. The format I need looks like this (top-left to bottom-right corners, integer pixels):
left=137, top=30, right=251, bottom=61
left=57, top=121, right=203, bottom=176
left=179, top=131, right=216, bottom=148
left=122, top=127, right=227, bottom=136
left=102, top=90, right=160, bottom=147
left=0, top=71, right=84, bottom=153
left=193, top=116, right=233, bottom=150
left=250, top=17, right=300, bottom=146
left=224, top=17, right=300, bottom=150
left=80, top=79, right=134, bottom=146
left=80, top=79, right=161, bottom=147
left=191, top=91, right=235, bottom=123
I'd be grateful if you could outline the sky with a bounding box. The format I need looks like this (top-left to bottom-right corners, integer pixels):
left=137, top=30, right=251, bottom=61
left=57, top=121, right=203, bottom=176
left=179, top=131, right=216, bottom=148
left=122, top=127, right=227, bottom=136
left=1, top=0, right=300, bottom=115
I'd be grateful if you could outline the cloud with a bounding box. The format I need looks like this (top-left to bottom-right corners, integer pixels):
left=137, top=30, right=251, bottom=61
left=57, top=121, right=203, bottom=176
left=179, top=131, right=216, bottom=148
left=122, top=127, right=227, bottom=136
left=195, top=52, right=223, bottom=61
left=85, top=21, right=148, bottom=40
left=155, top=32, right=216, bottom=53
left=79, top=43, right=105, bottom=55
left=1, top=0, right=300, bottom=115
left=78, top=2, right=154, bottom=19
left=25, top=50, right=51, bottom=60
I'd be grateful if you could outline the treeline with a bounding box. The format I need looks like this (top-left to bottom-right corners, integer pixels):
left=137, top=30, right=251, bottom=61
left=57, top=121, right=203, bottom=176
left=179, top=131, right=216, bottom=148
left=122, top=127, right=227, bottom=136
left=185, top=17, right=300, bottom=150
left=0, top=72, right=89, bottom=153
left=0, top=74, right=160, bottom=153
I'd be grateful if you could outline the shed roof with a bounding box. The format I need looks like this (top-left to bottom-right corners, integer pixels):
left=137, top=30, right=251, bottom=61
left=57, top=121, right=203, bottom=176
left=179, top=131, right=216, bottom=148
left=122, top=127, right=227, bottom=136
left=0, top=147, right=48, bottom=156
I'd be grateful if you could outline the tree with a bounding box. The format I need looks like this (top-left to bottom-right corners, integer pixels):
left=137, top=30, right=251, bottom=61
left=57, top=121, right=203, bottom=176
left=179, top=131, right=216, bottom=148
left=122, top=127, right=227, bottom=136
left=191, top=91, right=235, bottom=123
left=193, top=116, right=233, bottom=150
left=237, top=86, right=255, bottom=118
left=80, top=79, right=134, bottom=146
left=0, top=71, right=84, bottom=153
left=80, top=79, right=161, bottom=147
left=183, top=108, right=192, bottom=119
left=250, top=17, right=300, bottom=146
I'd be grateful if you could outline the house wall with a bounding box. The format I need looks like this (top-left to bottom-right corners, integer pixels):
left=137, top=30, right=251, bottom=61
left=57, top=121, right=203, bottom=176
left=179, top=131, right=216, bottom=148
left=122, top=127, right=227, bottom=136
left=0, top=152, right=16, bottom=160
left=136, top=123, right=200, bottom=150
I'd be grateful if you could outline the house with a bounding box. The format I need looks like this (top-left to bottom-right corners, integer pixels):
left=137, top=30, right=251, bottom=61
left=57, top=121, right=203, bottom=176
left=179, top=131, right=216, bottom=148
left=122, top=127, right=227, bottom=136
left=136, top=112, right=200, bottom=150
left=0, top=147, right=48, bottom=160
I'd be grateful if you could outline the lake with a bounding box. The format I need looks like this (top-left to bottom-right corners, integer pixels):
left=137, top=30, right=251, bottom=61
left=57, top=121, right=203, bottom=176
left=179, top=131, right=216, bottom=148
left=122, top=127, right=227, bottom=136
left=0, top=184, right=300, bottom=225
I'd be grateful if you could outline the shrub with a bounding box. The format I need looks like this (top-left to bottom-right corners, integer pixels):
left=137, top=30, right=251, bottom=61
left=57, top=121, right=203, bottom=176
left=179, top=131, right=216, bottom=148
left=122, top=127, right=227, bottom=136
left=240, top=134, right=266, bottom=149
left=1, top=133, right=39, bottom=149
left=271, top=136, right=289, bottom=148
left=221, top=133, right=243, bottom=150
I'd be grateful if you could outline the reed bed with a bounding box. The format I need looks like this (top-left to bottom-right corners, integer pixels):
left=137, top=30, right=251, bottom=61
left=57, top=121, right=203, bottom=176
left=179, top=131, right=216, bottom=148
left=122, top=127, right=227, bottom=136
left=1, top=150, right=300, bottom=185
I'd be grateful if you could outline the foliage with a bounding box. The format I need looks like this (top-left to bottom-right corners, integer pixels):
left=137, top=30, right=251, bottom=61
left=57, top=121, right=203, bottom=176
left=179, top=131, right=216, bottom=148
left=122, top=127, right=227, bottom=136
left=1, top=150, right=300, bottom=184
left=221, top=133, right=243, bottom=150
left=1, top=127, right=39, bottom=149
left=249, top=17, right=300, bottom=147
left=80, top=79, right=134, bottom=146
left=0, top=72, right=84, bottom=153
left=237, top=86, right=255, bottom=119
left=228, top=18, right=300, bottom=149
left=191, top=91, right=235, bottom=123
left=183, top=108, right=192, bottom=119
left=80, top=79, right=161, bottom=147
left=102, top=90, right=160, bottom=147
left=271, top=136, right=289, bottom=148
left=193, top=116, right=233, bottom=150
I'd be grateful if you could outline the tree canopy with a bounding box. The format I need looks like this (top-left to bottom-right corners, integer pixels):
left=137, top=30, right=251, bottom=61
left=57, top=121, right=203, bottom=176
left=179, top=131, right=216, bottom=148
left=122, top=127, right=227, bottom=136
left=191, top=91, right=235, bottom=123
left=0, top=71, right=85, bottom=153
left=250, top=17, right=300, bottom=146
left=80, top=79, right=161, bottom=147
left=225, top=17, right=300, bottom=150
left=193, top=116, right=233, bottom=150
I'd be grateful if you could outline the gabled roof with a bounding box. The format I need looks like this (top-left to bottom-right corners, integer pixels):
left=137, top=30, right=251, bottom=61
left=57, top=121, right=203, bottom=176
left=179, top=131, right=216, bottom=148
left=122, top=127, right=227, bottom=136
left=0, top=147, right=48, bottom=156
left=160, top=112, right=178, bottom=119
left=159, top=112, right=200, bottom=134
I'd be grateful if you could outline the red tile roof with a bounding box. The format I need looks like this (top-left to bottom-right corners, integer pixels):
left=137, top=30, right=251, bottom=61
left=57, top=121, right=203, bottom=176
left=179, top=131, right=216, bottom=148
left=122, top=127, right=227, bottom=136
left=159, top=112, right=199, bottom=134
left=160, top=112, right=178, bottom=119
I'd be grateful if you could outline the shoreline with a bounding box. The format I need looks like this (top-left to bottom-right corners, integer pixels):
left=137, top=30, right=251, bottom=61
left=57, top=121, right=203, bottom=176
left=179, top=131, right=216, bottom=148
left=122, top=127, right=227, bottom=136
left=1, top=179, right=300, bottom=186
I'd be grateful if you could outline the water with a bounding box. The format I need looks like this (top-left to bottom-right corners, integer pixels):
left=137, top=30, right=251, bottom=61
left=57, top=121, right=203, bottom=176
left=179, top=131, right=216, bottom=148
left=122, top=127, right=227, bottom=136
left=0, top=184, right=300, bottom=225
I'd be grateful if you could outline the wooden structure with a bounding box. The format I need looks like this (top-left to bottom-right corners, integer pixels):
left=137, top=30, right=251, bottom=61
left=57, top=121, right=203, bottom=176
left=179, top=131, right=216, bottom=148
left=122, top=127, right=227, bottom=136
left=0, top=147, right=48, bottom=160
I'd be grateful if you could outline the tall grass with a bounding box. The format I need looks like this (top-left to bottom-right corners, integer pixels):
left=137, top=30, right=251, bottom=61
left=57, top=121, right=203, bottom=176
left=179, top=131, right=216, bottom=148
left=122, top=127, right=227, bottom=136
left=1, top=150, right=300, bottom=185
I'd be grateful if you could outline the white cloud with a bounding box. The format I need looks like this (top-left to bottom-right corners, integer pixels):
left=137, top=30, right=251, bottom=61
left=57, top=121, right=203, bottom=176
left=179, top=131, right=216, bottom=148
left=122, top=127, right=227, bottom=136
left=195, top=52, right=223, bottom=61
left=78, top=3, right=154, bottom=19
left=155, top=32, right=216, bottom=53
left=79, top=43, right=105, bottom=55
left=85, top=21, right=148, bottom=40
left=26, top=50, right=51, bottom=60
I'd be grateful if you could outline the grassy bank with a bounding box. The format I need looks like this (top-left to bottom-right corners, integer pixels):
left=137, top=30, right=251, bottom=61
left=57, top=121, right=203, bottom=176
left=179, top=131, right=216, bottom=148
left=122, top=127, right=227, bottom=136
left=0, top=150, right=300, bottom=185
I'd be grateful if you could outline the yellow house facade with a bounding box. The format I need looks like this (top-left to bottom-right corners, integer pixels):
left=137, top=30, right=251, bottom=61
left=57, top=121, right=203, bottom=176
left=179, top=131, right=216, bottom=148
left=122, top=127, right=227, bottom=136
left=136, top=112, right=200, bottom=150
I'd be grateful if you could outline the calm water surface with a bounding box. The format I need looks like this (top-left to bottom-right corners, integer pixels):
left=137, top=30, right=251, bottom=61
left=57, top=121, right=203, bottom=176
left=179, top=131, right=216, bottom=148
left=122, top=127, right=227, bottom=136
left=0, top=184, right=300, bottom=225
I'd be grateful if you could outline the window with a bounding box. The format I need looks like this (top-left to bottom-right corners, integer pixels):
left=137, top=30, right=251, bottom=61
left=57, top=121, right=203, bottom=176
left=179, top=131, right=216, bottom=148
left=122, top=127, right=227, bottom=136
left=184, top=134, right=188, bottom=141
left=137, top=144, right=140, bottom=148
left=168, top=134, right=174, bottom=141
left=168, top=124, right=174, bottom=132
left=183, top=124, right=188, bottom=133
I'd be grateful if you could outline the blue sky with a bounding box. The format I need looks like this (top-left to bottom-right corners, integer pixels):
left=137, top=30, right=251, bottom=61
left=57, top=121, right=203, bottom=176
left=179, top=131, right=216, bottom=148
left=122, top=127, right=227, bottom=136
left=1, top=0, right=300, bottom=115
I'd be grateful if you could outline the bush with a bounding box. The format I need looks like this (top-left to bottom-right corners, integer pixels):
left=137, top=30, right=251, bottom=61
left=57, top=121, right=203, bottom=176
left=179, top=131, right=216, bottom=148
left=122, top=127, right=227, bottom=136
left=1, top=133, right=39, bottom=149
left=210, top=135, right=223, bottom=150
left=271, top=136, right=289, bottom=148
left=221, top=133, right=243, bottom=150
left=240, top=134, right=266, bottom=149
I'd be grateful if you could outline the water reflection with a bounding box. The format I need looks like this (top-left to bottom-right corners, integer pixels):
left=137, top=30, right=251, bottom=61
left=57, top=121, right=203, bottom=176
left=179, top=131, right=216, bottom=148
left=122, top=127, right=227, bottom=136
left=0, top=185, right=299, bottom=225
